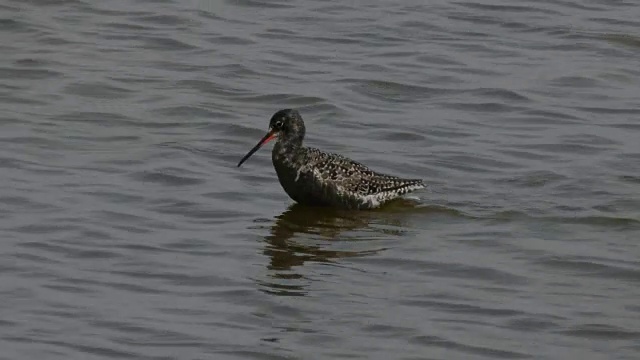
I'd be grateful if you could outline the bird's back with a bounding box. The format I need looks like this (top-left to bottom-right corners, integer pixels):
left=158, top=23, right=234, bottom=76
left=279, top=146, right=424, bottom=209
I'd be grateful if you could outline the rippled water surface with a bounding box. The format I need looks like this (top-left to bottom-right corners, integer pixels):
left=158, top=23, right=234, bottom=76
left=2, top=0, right=639, bottom=359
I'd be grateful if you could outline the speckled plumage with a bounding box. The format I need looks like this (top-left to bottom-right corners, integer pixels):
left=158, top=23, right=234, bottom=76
left=238, top=109, right=425, bottom=210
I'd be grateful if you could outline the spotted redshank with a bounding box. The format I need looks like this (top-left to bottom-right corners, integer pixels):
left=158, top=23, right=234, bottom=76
left=237, top=109, right=425, bottom=210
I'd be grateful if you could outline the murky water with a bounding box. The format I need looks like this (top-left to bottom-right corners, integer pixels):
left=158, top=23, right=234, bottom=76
left=1, top=0, right=639, bottom=359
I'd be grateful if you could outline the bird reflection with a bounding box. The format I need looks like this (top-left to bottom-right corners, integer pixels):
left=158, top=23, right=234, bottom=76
left=264, top=205, right=376, bottom=270
left=257, top=200, right=420, bottom=296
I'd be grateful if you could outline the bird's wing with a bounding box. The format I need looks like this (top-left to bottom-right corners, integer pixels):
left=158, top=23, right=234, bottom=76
left=303, top=148, right=424, bottom=196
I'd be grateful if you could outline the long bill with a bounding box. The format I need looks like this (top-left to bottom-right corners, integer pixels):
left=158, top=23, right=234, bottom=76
left=237, top=130, right=277, bottom=167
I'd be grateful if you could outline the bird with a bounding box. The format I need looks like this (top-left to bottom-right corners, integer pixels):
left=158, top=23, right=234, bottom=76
left=237, top=109, right=425, bottom=210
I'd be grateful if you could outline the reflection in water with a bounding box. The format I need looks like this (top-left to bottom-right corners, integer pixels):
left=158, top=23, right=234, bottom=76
left=265, top=205, right=377, bottom=270
left=257, top=201, right=423, bottom=296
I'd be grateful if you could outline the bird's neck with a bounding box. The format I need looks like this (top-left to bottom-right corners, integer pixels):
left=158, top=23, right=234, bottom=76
left=273, top=135, right=303, bottom=162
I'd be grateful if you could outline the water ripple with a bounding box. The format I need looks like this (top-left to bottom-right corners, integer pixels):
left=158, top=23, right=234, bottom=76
left=2, top=0, right=639, bottom=359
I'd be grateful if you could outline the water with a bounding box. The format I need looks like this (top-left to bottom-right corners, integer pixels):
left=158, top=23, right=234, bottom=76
left=1, top=0, right=639, bottom=359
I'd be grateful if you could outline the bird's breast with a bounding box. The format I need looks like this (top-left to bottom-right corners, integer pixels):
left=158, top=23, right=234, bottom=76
left=271, top=147, right=305, bottom=201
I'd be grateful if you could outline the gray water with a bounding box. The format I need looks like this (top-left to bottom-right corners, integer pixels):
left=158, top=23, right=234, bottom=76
left=1, top=0, right=639, bottom=359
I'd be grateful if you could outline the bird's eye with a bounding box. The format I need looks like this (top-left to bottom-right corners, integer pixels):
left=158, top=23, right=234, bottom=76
left=275, top=120, right=283, bottom=128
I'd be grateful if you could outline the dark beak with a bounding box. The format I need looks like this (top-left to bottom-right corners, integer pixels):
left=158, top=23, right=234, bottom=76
left=237, top=129, right=277, bottom=167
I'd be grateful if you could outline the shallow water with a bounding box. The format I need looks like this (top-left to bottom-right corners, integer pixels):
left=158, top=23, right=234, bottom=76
left=1, top=0, right=639, bottom=359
